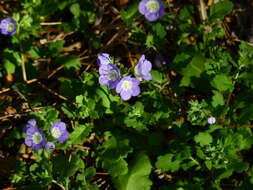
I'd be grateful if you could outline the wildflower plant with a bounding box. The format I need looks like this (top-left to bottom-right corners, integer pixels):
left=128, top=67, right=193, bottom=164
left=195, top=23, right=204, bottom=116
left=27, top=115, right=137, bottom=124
left=3, top=0, right=253, bottom=190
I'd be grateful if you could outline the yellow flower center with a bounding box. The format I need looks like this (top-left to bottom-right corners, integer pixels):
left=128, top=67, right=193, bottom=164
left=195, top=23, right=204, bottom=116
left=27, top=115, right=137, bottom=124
left=146, top=0, right=160, bottom=13
left=52, top=127, right=61, bottom=139
left=32, top=132, right=43, bottom=144
left=6, top=23, right=15, bottom=32
left=121, top=80, right=132, bottom=91
left=108, top=70, right=118, bottom=81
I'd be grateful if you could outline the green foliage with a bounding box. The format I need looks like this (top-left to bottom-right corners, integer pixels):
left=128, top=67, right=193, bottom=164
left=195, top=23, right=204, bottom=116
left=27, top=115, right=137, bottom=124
left=3, top=0, right=253, bottom=190
left=209, top=0, right=234, bottom=21
left=156, top=154, right=181, bottom=172
left=194, top=132, right=213, bottom=146
left=211, top=74, right=233, bottom=92
left=180, top=54, right=205, bottom=87
left=112, top=153, right=152, bottom=190
left=68, top=123, right=92, bottom=145
left=187, top=100, right=210, bottom=126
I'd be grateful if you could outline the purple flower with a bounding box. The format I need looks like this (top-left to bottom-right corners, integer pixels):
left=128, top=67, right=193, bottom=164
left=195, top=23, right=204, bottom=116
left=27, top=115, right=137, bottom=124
left=207, top=117, right=216, bottom=125
left=99, top=64, right=120, bottom=88
left=138, top=0, right=165, bottom=22
left=135, top=55, right=152, bottom=81
left=45, top=142, right=55, bottom=151
left=50, top=122, right=69, bottom=143
left=97, top=53, right=112, bottom=66
left=23, top=118, right=37, bottom=133
left=0, top=18, right=17, bottom=36
left=24, top=127, right=46, bottom=150
left=116, top=76, right=140, bottom=101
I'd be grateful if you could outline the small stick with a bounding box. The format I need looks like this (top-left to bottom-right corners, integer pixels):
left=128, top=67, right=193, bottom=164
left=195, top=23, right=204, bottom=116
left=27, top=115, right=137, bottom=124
left=199, top=0, right=208, bottom=21
left=21, top=54, right=27, bottom=81
left=0, top=88, right=11, bottom=94
left=40, top=22, right=62, bottom=26
left=52, top=180, right=66, bottom=190
left=48, top=65, right=64, bottom=79
left=36, top=81, right=76, bottom=106
left=0, top=113, right=26, bottom=120
left=0, top=79, right=38, bottom=95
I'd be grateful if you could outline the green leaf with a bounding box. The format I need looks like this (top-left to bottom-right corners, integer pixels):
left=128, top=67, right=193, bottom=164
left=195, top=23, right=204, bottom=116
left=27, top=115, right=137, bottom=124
left=155, top=154, right=181, bottom=172
left=69, top=123, right=92, bottom=144
left=103, top=158, right=128, bottom=177
left=4, top=60, right=16, bottom=74
left=238, top=41, right=253, bottom=66
left=113, top=153, right=152, bottom=190
left=120, top=2, right=138, bottom=25
left=212, top=90, right=225, bottom=107
left=151, top=70, right=164, bottom=84
left=179, top=5, right=194, bottom=21
left=96, top=86, right=111, bottom=109
left=53, top=154, right=84, bottom=180
left=145, top=34, right=155, bottom=49
left=205, top=160, right=212, bottom=170
left=209, top=0, right=234, bottom=21
left=194, top=132, right=213, bottom=146
left=49, top=40, right=64, bottom=56
left=70, top=3, right=81, bottom=18
left=57, top=55, right=81, bottom=70
left=180, top=54, right=205, bottom=86
left=211, top=74, right=233, bottom=92
left=152, top=23, right=166, bottom=39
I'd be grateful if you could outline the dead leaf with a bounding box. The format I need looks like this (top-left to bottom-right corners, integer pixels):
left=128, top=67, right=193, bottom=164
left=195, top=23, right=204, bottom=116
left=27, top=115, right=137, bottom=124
left=116, top=0, right=130, bottom=6
left=5, top=106, right=17, bottom=115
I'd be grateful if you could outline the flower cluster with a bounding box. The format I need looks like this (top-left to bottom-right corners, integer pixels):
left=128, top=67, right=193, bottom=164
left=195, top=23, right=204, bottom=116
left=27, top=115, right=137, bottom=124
left=138, top=0, right=165, bottom=21
left=0, top=18, right=17, bottom=36
left=97, top=53, right=152, bottom=101
left=24, top=119, right=69, bottom=151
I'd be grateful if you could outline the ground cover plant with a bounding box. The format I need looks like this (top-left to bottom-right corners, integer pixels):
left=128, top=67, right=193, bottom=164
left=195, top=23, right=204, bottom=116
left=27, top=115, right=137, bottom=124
left=2, top=0, right=253, bottom=189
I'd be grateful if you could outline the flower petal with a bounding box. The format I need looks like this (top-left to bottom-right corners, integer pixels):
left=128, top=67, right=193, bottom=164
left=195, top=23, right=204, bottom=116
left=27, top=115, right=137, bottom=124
left=120, top=90, right=132, bottom=101
left=99, top=76, right=109, bottom=85
left=132, top=86, right=141, bottom=96
left=142, top=73, right=152, bottom=81
left=25, top=137, right=33, bottom=147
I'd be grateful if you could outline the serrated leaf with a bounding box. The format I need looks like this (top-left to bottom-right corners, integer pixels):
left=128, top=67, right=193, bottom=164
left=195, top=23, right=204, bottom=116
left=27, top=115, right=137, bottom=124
left=180, top=54, right=205, bottom=86
left=49, top=40, right=64, bottom=56
left=69, top=124, right=92, bottom=144
left=53, top=154, right=84, bottom=180
left=194, top=132, right=213, bottom=146
left=209, top=0, right=233, bottom=21
left=212, top=90, right=225, bottom=107
left=103, top=158, right=128, bottom=177
left=113, top=153, right=152, bottom=190
left=120, top=2, right=138, bottom=25
left=57, top=55, right=81, bottom=70
left=151, top=70, right=164, bottom=84
left=152, top=23, right=166, bottom=39
left=155, top=153, right=181, bottom=172
left=211, top=74, right=233, bottom=92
